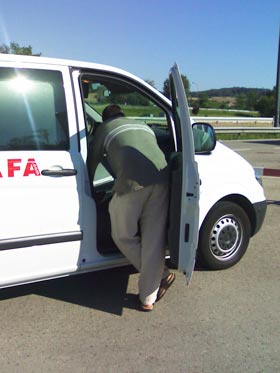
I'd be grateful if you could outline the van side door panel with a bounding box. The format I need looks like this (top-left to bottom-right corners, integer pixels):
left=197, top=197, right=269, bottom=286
left=0, top=64, right=84, bottom=286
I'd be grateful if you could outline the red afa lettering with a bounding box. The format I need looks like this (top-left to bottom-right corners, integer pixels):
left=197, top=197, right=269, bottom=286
left=8, top=159, right=21, bottom=177
left=0, top=158, right=41, bottom=178
left=23, top=158, right=40, bottom=177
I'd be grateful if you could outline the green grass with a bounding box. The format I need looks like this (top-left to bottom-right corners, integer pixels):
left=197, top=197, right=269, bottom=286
left=93, top=104, right=259, bottom=118
left=216, top=132, right=280, bottom=140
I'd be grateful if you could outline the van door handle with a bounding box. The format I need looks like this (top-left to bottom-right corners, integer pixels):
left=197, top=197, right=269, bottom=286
left=41, top=168, right=77, bottom=177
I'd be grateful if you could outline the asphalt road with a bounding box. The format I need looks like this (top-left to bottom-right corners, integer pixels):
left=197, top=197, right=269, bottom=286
left=0, top=142, right=279, bottom=372
left=221, top=139, right=280, bottom=171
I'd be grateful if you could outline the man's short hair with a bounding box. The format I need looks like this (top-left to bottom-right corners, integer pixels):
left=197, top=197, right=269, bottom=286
left=102, top=104, right=124, bottom=122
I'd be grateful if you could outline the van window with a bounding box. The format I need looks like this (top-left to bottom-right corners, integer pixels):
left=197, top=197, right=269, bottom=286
left=81, top=74, right=174, bottom=170
left=0, top=68, right=69, bottom=150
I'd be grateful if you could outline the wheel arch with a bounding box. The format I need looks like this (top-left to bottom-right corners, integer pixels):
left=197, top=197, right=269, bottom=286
left=201, top=194, right=256, bottom=237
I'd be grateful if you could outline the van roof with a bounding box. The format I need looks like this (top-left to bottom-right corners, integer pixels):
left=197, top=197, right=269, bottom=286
left=0, top=53, right=168, bottom=102
left=0, top=53, right=134, bottom=76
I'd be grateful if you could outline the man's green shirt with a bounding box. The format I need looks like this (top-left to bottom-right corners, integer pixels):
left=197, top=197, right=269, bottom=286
left=88, top=116, right=169, bottom=195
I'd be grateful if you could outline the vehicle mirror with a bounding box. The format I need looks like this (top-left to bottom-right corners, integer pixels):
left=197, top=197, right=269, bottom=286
left=192, top=122, right=216, bottom=154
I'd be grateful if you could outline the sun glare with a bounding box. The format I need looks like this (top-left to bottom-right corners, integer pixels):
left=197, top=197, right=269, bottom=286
left=9, top=76, right=34, bottom=93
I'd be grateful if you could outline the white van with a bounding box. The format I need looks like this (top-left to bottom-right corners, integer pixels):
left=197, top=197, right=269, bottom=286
left=0, top=54, right=266, bottom=289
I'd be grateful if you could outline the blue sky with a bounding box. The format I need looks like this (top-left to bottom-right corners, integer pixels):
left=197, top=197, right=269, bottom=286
left=0, top=0, right=279, bottom=91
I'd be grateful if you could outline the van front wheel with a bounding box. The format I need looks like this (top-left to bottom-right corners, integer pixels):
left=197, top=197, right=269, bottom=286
left=197, top=201, right=251, bottom=270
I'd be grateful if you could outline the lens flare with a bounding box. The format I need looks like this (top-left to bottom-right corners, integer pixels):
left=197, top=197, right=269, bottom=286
left=9, top=76, right=34, bottom=93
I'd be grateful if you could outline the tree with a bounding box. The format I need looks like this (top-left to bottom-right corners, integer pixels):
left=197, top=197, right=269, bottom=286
left=234, top=93, right=247, bottom=110
left=0, top=42, right=41, bottom=56
left=233, top=89, right=274, bottom=114
left=255, top=88, right=276, bottom=117
left=145, top=79, right=156, bottom=89
left=246, top=90, right=259, bottom=111
left=191, top=103, right=200, bottom=115
left=163, top=74, right=190, bottom=99
left=198, top=92, right=209, bottom=107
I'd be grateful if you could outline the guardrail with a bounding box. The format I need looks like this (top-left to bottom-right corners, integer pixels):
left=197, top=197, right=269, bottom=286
left=193, top=117, right=274, bottom=126
left=131, top=116, right=274, bottom=126
left=130, top=116, right=280, bottom=134
left=214, top=127, right=280, bottom=133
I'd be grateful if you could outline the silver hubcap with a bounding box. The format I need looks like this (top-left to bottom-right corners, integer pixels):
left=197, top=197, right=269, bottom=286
left=210, top=215, right=242, bottom=261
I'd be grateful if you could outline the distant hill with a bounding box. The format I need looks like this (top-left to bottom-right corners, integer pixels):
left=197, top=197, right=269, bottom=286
left=191, top=87, right=271, bottom=98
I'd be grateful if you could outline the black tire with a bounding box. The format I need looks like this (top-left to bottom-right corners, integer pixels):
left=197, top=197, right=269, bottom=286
left=197, top=201, right=251, bottom=270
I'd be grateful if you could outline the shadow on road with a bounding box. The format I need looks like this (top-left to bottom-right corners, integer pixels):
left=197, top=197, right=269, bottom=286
left=0, top=266, right=139, bottom=316
left=0, top=261, right=204, bottom=314
left=244, top=140, right=280, bottom=146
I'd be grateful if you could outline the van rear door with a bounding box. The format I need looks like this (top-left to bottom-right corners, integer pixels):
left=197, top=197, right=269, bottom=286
left=168, top=64, right=200, bottom=285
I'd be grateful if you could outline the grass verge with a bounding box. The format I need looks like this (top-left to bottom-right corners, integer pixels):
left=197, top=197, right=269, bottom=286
left=216, top=132, right=280, bottom=141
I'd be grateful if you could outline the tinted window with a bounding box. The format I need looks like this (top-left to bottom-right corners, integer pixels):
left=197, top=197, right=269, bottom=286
left=0, top=68, right=69, bottom=150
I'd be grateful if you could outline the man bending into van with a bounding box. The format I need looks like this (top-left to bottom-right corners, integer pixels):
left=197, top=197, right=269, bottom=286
left=88, top=104, right=175, bottom=311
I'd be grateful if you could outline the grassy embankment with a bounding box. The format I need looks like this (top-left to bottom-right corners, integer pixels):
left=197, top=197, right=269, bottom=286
left=93, top=105, right=259, bottom=119
left=192, top=109, right=279, bottom=140
left=93, top=105, right=279, bottom=140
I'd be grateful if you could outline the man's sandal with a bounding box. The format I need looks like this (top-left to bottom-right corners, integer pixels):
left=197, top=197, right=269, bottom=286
left=137, top=297, right=154, bottom=312
left=156, top=273, right=176, bottom=302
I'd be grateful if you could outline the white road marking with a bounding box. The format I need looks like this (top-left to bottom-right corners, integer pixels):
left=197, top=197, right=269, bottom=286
left=232, top=148, right=252, bottom=151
